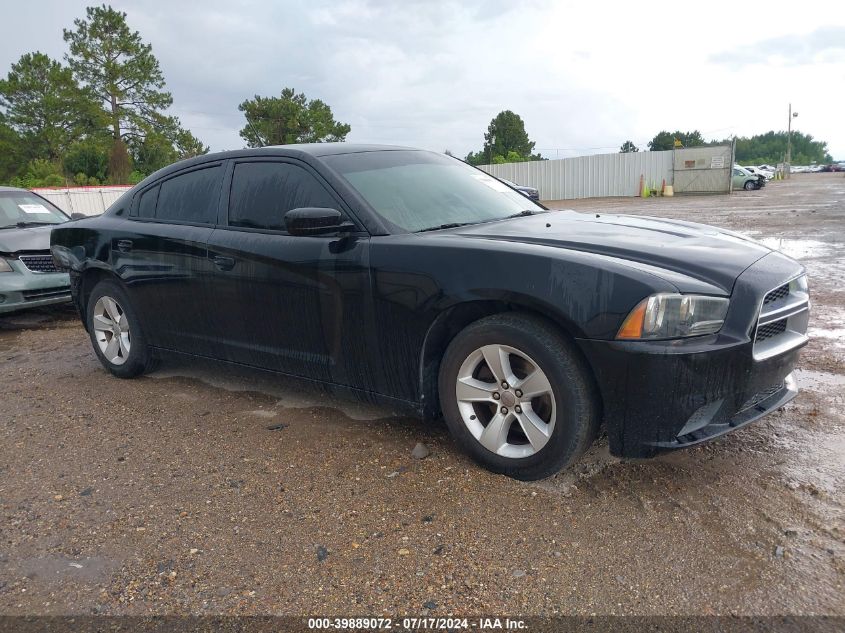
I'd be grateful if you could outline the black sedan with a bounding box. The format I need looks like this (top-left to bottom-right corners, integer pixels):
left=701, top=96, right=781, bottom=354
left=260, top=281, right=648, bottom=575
left=500, top=178, right=540, bottom=202
left=51, top=144, right=809, bottom=480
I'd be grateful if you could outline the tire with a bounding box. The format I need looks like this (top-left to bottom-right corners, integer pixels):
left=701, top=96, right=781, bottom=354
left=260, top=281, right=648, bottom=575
left=744, top=180, right=756, bottom=191
left=438, top=313, right=599, bottom=480
left=86, top=279, right=156, bottom=378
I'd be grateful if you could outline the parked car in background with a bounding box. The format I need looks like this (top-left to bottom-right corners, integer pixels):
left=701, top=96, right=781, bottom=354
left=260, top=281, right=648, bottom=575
left=52, top=144, right=808, bottom=480
left=733, top=166, right=763, bottom=190
left=0, top=186, right=72, bottom=313
left=742, top=166, right=765, bottom=180
left=744, top=166, right=773, bottom=180
left=501, top=178, right=540, bottom=202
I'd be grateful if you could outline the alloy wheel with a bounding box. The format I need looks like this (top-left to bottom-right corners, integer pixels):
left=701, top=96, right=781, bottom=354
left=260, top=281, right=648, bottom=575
left=455, top=344, right=557, bottom=458
left=92, top=295, right=131, bottom=365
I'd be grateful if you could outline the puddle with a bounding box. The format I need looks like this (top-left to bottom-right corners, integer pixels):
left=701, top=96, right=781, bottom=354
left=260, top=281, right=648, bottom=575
left=151, top=363, right=396, bottom=421
left=246, top=409, right=278, bottom=419
left=0, top=305, right=78, bottom=331
left=0, top=312, right=51, bottom=329
left=794, top=368, right=845, bottom=393
left=754, top=237, right=835, bottom=260
left=11, top=556, right=119, bottom=585
left=808, top=327, right=845, bottom=348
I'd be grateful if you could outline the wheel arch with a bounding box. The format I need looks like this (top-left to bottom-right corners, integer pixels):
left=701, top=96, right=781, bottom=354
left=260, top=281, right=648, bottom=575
left=417, top=296, right=600, bottom=420
left=77, top=266, right=125, bottom=330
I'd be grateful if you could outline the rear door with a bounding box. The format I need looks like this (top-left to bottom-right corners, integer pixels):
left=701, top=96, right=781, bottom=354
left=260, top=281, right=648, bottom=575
left=116, top=162, right=224, bottom=355
left=205, top=158, right=374, bottom=387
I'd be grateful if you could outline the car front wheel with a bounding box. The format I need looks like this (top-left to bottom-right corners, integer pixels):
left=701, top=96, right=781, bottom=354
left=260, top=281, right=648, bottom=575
left=438, top=313, right=599, bottom=480
left=744, top=180, right=756, bottom=191
left=86, top=280, right=155, bottom=378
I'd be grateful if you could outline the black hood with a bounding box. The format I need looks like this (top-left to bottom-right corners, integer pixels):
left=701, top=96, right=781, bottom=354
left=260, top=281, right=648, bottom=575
left=449, top=210, right=773, bottom=292
left=0, top=224, right=57, bottom=254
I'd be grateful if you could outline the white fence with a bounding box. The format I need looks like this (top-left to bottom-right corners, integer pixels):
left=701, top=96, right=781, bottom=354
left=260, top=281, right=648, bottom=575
left=479, top=146, right=733, bottom=200
left=33, top=186, right=131, bottom=216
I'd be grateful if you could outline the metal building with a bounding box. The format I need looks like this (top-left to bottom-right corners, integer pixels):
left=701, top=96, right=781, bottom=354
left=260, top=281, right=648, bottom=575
left=479, top=146, right=733, bottom=201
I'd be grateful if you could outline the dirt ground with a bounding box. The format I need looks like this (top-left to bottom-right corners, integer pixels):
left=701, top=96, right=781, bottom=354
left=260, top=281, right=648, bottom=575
left=0, top=173, right=842, bottom=617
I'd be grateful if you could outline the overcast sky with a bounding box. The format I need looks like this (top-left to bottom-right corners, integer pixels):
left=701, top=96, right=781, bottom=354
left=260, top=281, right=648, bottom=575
left=2, top=0, right=844, bottom=159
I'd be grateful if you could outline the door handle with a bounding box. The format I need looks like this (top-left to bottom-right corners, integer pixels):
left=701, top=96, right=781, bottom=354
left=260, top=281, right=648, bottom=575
left=212, top=255, right=236, bottom=271
left=116, top=239, right=133, bottom=253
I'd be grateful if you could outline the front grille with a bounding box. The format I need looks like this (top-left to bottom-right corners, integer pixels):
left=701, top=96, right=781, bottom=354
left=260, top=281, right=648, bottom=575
left=763, top=284, right=789, bottom=305
left=752, top=276, right=809, bottom=360
left=756, top=319, right=787, bottom=342
left=738, top=382, right=784, bottom=412
left=21, top=286, right=71, bottom=301
left=19, top=254, right=60, bottom=273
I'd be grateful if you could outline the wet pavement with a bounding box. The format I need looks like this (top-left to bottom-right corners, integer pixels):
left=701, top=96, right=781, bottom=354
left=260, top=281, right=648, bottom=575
left=0, top=173, right=842, bottom=616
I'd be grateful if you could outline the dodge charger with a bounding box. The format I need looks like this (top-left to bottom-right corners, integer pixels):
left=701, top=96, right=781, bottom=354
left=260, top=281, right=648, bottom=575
left=50, top=144, right=809, bottom=480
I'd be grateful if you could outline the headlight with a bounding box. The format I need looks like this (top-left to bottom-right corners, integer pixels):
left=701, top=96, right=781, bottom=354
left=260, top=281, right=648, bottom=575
left=0, top=258, right=13, bottom=273
left=617, top=293, right=730, bottom=340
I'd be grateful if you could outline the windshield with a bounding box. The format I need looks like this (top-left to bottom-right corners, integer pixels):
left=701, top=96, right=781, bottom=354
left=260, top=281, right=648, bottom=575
left=323, top=150, right=544, bottom=233
left=0, top=191, right=69, bottom=228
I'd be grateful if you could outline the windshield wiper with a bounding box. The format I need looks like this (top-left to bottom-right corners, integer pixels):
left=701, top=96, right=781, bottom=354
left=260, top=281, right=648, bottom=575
left=415, top=222, right=477, bottom=233
left=505, top=209, right=548, bottom=219
left=0, top=221, right=58, bottom=229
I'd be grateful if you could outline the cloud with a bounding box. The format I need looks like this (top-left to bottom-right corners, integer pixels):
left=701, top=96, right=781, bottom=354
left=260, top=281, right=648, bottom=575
left=1, top=1, right=843, bottom=158
left=710, top=26, right=845, bottom=66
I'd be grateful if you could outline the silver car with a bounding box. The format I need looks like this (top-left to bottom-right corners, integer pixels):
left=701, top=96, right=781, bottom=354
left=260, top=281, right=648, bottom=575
left=0, top=186, right=72, bottom=313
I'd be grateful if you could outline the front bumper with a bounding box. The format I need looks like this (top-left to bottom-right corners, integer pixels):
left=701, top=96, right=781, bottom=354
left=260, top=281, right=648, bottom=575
left=577, top=336, right=801, bottom=457
left=0, top=260, right=71, bottom=314
left=576, top=251, right=806, bottom=458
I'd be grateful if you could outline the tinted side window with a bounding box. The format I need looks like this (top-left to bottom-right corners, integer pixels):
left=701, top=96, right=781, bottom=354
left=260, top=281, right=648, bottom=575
left=156, top=165, right=222, bottom=224
left=228, top=162, right=337, bottom=231
left=138, top=185, right=159, bottom=218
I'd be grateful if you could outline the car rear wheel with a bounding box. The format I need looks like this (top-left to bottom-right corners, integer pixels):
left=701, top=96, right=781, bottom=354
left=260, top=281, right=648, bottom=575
left=438, top=313, right=599, bottom=480
left=744, top=180, right=756, bottom=191
left=86, top=280, right=155, bottom=378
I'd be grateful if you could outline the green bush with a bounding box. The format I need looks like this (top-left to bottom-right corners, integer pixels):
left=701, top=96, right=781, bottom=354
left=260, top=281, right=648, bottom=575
left=9, top=159, right=66, bottom=188
left=128, top=170, right=146, bottom=185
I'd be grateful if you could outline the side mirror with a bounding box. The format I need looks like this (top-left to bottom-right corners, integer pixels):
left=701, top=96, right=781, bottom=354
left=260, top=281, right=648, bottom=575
left=70, top=212, right=87, bottom=220
left=285, top=207, right=349, bottom=236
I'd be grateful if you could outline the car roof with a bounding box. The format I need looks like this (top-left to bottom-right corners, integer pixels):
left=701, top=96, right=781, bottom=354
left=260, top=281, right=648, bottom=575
left=266, top=142, right=417, bottom=156
left=132, top=143, right=426, bottom=190
left=0, top=186, right=30, bottom=192
left=199, top=143, right=418, bottom=162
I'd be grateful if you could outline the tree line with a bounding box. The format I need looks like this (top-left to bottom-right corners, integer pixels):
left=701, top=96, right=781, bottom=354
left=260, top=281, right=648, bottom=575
left=0, top=5, right=208, bottom=188
left=0, top=5, right=352, bottom=188
left=462, top=116, right=834, bottom=168
left=619, top=130, right=833, bottom=165
left=2, top=5, right=833, bottom=188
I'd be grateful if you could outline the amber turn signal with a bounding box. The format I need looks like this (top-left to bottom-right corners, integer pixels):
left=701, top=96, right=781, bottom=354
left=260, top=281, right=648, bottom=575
left=616, top=299, right=647, bottom=339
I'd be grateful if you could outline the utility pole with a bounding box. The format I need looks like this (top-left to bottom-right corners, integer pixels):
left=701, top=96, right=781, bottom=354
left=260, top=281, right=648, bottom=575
left=786, top=103, right=798, bottom=179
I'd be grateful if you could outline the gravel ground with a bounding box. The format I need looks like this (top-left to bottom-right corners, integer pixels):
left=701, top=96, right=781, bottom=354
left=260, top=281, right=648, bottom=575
left=0, top=173, right=843, bottom=617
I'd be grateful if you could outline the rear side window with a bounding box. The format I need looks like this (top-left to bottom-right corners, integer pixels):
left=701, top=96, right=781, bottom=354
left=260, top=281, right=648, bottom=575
left=228, top=162, right=337, bottom=231
left=155, top=165, right=222, bottom=224
left=138, top=185, right=159, bottom=218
